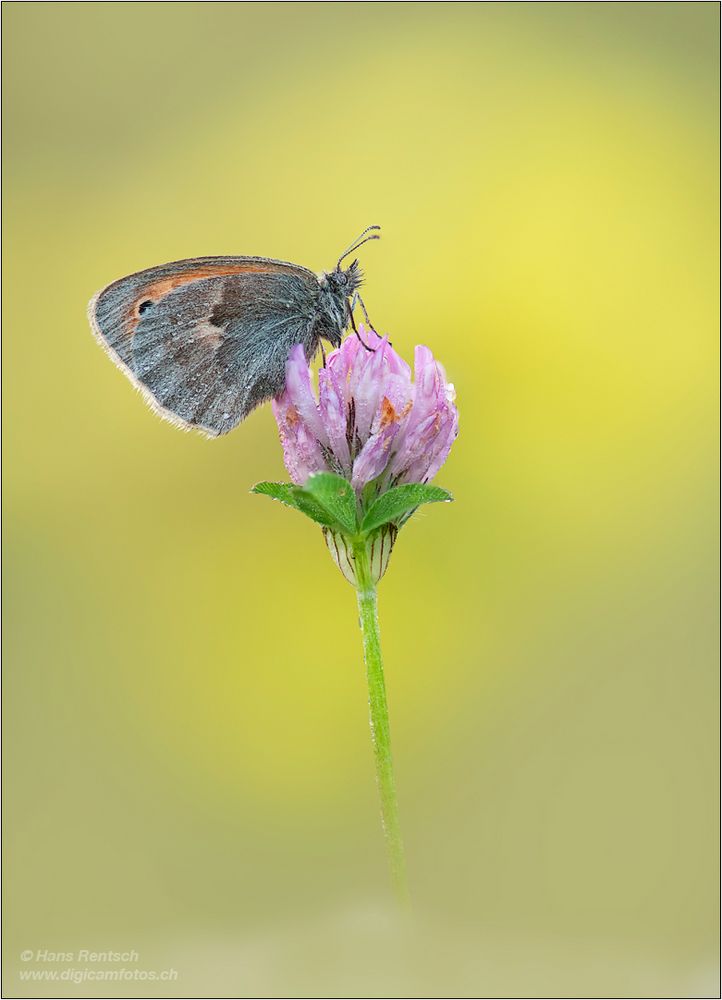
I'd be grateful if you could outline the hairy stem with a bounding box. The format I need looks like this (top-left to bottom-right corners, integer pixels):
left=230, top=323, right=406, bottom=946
left=353, top=538, right=409, bottom=904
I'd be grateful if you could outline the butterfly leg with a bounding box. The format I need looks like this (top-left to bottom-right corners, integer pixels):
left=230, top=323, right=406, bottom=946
left=348, top=297, right=375, bottom=352
left=355, top=294, right=375, bottom=330
left=320, top=342, right=327, bottom=368
left=351, top=294, right=392, bottom=349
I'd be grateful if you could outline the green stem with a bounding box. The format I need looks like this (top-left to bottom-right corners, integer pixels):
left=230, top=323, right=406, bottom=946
left=352, top=538, right=409, bottom=905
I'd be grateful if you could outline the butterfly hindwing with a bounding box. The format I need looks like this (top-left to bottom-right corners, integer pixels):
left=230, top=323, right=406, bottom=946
left=89, top=257, right=320, bottom=436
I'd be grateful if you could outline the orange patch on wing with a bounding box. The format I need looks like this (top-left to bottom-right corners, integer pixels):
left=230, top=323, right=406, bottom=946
left=128, top=261, right=299, bottom=328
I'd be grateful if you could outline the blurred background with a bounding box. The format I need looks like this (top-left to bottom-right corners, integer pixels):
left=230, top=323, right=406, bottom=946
left=3, top=3, right=719, bottom=997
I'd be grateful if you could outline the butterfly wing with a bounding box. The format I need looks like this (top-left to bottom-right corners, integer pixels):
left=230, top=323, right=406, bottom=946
left=89, top=257, right=320, bottom=436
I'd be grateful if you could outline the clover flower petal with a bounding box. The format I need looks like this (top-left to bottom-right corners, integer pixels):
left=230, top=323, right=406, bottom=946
left=272, top=327, right=458, bottom=494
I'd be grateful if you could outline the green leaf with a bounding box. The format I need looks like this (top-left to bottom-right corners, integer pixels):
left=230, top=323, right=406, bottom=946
left=298, top=472, right=358, bottom=535
left=251, top=481, right=298, bottom=506
left=251, top=481, right=336, bottom=528
left=291, top=490, right=338, bottom=528
left=361, top=484, right=453, bottom=533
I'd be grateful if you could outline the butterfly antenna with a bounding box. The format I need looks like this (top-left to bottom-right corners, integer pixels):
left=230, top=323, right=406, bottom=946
left=337, top=225, right=381, bottom=269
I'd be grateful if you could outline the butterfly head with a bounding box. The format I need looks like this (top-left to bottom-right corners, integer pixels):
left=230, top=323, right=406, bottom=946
left=331, top=225, right=380, bottom=297
left=328, top=258, right=363, bottom=297
left=315, top=227, right=380, bottom=348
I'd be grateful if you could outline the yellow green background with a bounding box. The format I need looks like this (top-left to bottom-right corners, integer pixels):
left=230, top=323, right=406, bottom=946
left=3, top=3, right=719, bottom=996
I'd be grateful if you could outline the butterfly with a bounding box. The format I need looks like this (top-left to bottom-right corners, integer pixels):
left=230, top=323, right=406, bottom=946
left=88, top=226, right=380, bottom=437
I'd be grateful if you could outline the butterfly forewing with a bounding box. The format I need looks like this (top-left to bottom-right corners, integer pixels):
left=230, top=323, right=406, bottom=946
left=89, top=257, right=321, bottom=436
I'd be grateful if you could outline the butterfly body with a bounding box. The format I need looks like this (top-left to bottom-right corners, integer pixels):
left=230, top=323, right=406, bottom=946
left=89, top=249, right=367, bottom=437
